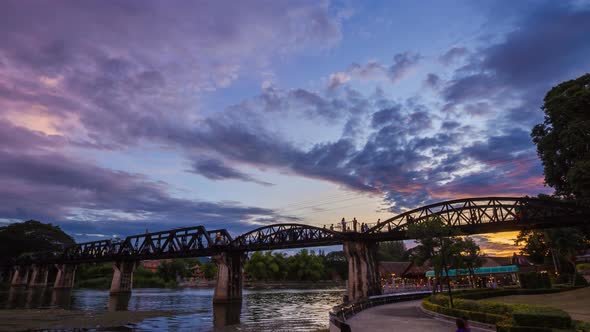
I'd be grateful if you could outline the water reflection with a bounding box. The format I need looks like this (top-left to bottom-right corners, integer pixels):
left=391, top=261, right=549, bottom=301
left=51, top=289, right=73, bottom=308
left=3, top=287, right=56, bottom=309
left=0, top=287, right=344, bottom=331
left=109, top=294, right=131, bottom=311
left=213, top=302, right=241, bottom=328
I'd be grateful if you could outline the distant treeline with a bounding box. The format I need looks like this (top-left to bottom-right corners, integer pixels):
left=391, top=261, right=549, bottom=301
left=244, top=241, right=407, bottom=282
left=245, top=250, right=346, bottom=282
left=76, top=258, right=217, bottom=289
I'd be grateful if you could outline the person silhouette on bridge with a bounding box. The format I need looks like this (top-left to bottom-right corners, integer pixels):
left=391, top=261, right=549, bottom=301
left=330, top=224, right=334, bottom=231
left=352, top=217, right=358, bottom=232
left=341, top=218, right=346, bottom=232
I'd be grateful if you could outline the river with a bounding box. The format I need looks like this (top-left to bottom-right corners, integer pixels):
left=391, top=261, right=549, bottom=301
left=0, top=287, right=344, bottom=331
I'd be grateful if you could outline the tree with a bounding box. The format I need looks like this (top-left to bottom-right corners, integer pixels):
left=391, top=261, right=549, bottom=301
left=516, top=227, right=589, bottom=280
left=0, top=220, right=75, bottom=263
left=323, top=251, right=348, bottom=280
left=407, top=217, right=461, bottom=307
left=245, top=251, right=285, bottom=281
left=286, top=249, right=324, bottom=281
left=454, top=237, right=484, bottom=287
left=531, top=73, right=590, bottom=203
left=378, top=241, right=407, bottom=261
left=546, top=228, right=588, bottom=285
left=157, top=259, right=190, bottom=282
left=201, top=261, right=218, bottom=280
left=515, top=230, right=550, bottom=265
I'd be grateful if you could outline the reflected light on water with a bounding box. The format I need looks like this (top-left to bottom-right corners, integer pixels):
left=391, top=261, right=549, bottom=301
left=0, top=287, right=345, bottom=331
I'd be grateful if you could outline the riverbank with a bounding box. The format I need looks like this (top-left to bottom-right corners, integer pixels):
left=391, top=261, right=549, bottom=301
left=0, top=308, right=174, bottom=331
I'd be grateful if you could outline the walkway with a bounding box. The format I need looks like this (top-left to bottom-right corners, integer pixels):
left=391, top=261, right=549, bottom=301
left=346, top=299, right=491, bottom=332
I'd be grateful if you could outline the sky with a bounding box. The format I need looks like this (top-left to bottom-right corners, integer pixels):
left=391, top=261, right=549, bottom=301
left=1, top=0, right=589, bottom=256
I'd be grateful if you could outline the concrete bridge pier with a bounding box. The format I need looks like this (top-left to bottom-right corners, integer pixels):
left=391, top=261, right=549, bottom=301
left=343, top=240, right=381, bottom=301
left=110, top=261, right=136, bottom=295
left=1, top=267, right=14, bottom=284
left=28, top=264, right=50, bottom=288
left=213, top=302, right=242, bottom=328
left=213, top=252, right=245, bottom=303
left=53, top=264, right=77, bottom=289
left=10, top=265, right=30, bottom=287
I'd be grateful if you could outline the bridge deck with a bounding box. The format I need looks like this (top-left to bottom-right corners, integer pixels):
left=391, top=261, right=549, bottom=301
left=11, top=197, right=590, bottom=265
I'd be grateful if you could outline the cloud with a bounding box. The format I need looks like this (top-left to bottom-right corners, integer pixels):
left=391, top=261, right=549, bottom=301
left=327, top=52, right=422, bottom=90
left=188, top=158, right=273, bottom=186
left=388, top=52, right=422, bottom=83
left=328, top=72, right=351, bottom=90
left=441, top=3, right=590, bottom=126
left=1, top=0, right=586, bottom=236
left=424, top=73, right=442, bottom=90
left=0, top=0, right=344, bottom=147
left=470, top=234, right=520, bottom=256
left=439, top=47, right=468, bottom=65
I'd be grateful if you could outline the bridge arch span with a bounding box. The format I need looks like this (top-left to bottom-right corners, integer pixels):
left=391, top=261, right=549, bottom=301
left=367, top=196, right=589, bottom=239
left=230, top=223, right=343, bottom=251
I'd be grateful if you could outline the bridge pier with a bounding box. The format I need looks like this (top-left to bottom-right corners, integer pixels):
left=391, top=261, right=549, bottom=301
left=11, top=265, right=30, bottom=287
left=28, top=264, right=50, bottom=288
left=110, top=261, right=136, bottom=295
left=213, top=252, right=245, bottom=303
left=343, top=240, right=381, bottom=301
left=54, top=264, right=77, bottom=289
left=1, top=267, right=14, bottom=284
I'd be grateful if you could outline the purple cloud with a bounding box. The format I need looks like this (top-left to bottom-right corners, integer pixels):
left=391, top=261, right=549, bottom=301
left=439, top=47, right=468, bottom=65
left=328, top=52, right=422, bottom=90
left=0, top=0, right=585, bottom=237
left=441, top=3, right=590, bottom=126
left=189, top=158, right=273, bottom=186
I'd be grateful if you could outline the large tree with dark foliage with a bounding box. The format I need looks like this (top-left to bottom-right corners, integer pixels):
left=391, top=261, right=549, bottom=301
left=531, top=73, right=590, bottom=203
left=0, top=220, right=75, bottom=262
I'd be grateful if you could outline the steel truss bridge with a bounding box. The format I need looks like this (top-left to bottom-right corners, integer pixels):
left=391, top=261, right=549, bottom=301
left=22, top=197, right=590, bottom=264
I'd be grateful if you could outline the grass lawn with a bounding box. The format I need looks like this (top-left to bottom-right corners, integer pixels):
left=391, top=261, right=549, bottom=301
left=484, top=287, right=590, bottom=322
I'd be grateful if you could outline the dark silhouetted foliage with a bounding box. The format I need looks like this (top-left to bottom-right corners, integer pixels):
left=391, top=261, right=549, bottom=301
left=0, top=220, right=75, bottom=262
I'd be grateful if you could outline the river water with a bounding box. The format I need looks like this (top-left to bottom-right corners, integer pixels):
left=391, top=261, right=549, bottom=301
left=0, top=287, right=344, bottom=331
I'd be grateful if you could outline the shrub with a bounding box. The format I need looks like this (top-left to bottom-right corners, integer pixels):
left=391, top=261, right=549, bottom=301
left=496, top=318, right=552, bottom=332
left=422, top=297, right=507, bottom=325
left=574, top=273, right=588, bottom=286
left=518, top=272, right=551, bottom=289
left=429, top=294, right=450, bottom=306
left=452, top=288, right=563, bottom=300
left=423, top=293, right=574, bottom=330
left=574, top=320, right=590, bottom=331
left=511, top=306, right=571, bottom=329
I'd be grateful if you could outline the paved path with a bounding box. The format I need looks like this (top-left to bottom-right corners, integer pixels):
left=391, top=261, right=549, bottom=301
left=347, top=300, right=490, bottom=332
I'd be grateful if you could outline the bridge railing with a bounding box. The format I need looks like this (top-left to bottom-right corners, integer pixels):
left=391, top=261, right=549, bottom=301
left=321, top=221, right=378, bottom=232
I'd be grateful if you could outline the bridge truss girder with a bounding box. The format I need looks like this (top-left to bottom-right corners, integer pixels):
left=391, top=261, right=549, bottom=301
left=366, top=197, right=589, bottom=240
